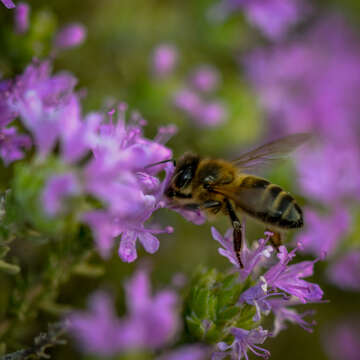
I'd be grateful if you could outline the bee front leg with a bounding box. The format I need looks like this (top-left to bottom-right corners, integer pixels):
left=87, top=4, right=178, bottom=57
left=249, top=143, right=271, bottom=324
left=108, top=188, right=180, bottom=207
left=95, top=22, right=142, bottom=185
left=225, top=199, right=244, bottom=268
left=183, top=200, right=222, bottom=212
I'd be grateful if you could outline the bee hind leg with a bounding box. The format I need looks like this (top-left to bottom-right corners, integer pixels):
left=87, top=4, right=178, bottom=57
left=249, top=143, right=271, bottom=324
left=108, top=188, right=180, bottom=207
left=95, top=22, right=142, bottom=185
left=266, top=229, right=283, bottom=253
left=225, top=199, right=244, bottom=268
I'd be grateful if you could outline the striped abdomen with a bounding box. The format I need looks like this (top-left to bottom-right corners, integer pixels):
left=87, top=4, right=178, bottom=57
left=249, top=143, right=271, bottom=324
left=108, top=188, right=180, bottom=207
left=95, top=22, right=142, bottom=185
left=233, top=175, right=303, bottom=229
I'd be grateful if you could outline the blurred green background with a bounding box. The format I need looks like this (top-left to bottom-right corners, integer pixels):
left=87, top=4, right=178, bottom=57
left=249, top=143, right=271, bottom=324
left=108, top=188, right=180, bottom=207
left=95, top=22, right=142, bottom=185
left=1, top=0, right=360, bottom=359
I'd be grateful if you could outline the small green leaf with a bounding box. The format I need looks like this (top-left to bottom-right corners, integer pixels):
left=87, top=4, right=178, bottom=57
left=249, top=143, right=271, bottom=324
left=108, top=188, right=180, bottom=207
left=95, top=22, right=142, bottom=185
left=0, top=260, right=20, bottom=275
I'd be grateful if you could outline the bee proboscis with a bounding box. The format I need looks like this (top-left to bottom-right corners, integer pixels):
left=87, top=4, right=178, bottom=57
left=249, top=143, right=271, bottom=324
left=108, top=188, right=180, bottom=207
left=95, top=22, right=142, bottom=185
left=162, top=133, right=309, bottom=268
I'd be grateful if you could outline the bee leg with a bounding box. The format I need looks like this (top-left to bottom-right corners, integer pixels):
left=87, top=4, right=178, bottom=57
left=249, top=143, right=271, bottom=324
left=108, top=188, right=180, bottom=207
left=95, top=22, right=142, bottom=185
left=183, top=201, right=222, bottom=212
left=225, top=199, right=244, bottom=268
left=266, top=229, right=282, bottom=253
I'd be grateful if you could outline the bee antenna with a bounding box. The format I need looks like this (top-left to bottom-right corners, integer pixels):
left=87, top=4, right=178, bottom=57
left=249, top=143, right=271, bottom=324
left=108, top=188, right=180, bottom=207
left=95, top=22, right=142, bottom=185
left=145, top=159, right=176, bottom=169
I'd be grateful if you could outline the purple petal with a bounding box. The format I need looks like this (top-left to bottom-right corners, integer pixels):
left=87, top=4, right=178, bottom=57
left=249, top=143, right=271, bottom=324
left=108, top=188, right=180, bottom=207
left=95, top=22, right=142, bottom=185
left=119, top=231, right=138, bottom=263
left=42, top=173, right=80, bottom=216
left=14, top=2, right=29, bottom=34
left=138, top=231, right=160, bottom=254
left=125, top=269, right=151, bottom=313
left=54, top=23, right=87, bottom=49
left=190, top=65, right=220, bottom=93
left=327, top=251, right=360, bottom=291
left=0, top=126, right=31, bottom=165
left=152, top=44, right=178, bottom=77
left=1, top=0, right=15, bottom=9
left=68, top=291, right=123, bottom=356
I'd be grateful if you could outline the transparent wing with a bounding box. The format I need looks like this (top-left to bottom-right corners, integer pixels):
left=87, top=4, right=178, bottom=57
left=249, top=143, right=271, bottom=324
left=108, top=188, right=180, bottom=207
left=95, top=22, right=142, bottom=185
left=232, top=133, right=311, bottom=172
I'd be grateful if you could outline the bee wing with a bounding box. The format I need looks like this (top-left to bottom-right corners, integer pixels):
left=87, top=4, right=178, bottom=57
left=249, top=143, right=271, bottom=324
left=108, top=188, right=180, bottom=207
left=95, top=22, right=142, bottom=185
left=212, top=184, right=265, bottom=215
left=231, top=133, right=311, bottom=172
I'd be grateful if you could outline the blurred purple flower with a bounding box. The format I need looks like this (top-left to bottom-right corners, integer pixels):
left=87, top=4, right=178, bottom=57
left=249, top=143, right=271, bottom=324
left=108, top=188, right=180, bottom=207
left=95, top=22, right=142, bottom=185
left=4, top=59, right=177, bottom=263
left=54, top=23, right=87, bottom=49
left=197, top=101, right=227, bottom=127
left=69, top=291, right=123, bottom=356
left=42, top=173, right=80, bottom=216
left=267, top=298, right=316, bottom=336
left=263, top=245, right=324, bottom=303
left=14, top=2, right=29, bottom=34
left=7, top=60, right=78, bottom=156
left=190, top=65, right=220, bottom=93
left=173, top=89, right=227, bottom=127
left=173, top=88, right=202, bottom=116
left=82, top=211, right=122, bottom=258
left=69, top=269, right=179, bottom=356
left=152, top=44, right=178, bottom=77
left=245, top=15, right=360, bottom=143
left=212, top=326, right=270, bottom=360
left=211, top=226, right=273, bottom=281
left=210, top=0, right=307, bottom=40
left=1, top=0, right=15, bottom=9
left=323, top=320, right=360, bottom=360
left=327, top=251, right=360, bottom=291
left=121, top=269, right=179, bottom=349
left=0, top=80, right=16, bottom=127
left=297, top=207, right=350, bottom=257
left=296, top=143, right=360, bottom=204
left=0, top=126, right=31, bottom=165
left=242, top=0, right=308, bottom=40
left=159, top=345, right=208, bottom=360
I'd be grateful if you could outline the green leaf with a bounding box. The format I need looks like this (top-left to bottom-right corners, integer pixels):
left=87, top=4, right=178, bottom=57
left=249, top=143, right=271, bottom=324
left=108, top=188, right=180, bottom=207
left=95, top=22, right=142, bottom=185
left=0, top=260, right=20, bottom=275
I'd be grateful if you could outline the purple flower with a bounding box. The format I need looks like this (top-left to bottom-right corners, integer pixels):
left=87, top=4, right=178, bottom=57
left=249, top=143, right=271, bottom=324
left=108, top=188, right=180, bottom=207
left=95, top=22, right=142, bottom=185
left=239, top=279, right=276, bottom=322
left=173, top=89, right=227, bottom=127
left=82, top=107, right=175, bottom=261
left=240, top=244, right=323, bottom=318
left=54, top=23, right=87, bottom=49
left=173, top=88, right=202, bottom=116
left=0, top=126, right=31, bottom=165
left=69, top=269, right=179, bottom=356
left=82, top=211, right=122, bottom=258
left=152, top=44, right=178, bottom=77
left=42, top=173, right=80, bottom=216
left=1, top=0, right=15, bottom=9
left=1, top=80, right=17, bottom=127
left=263, top=245, right=324, bottom=303
left=190, top=65, right=220, bottom=93
left=5, top=59, right=177, bottom=262
left=323, top=319, right=360, bottom=360
left=210, top=0, right=307, bottom=40
left=14, top=2, right=29, bottom=34
left=296, top=207, right=350, bottom=257
left=211, top=226, right=273, bottom=281
left=68, top=291, right=123, bottom=356
left=296, top=143, right=360, bottom=204
left=121, top=269, right=179, bottom=349
left=241, top=0, right=308, bottom=40
left=267, top=298, right=316, bottom=336
left=245, top=15, right=360, bottom=143
left=196, top=101, right=227, bottom=127
left=7, top=60, right=78, bottom=156
left=327, top=251, right=360, bottom=291
left=212, top=326, right=270, bottom=360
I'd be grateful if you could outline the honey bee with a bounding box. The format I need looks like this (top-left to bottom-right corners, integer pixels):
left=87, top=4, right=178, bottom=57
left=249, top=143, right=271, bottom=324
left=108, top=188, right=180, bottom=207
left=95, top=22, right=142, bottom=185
left=156, top=133, right=309, bottom=268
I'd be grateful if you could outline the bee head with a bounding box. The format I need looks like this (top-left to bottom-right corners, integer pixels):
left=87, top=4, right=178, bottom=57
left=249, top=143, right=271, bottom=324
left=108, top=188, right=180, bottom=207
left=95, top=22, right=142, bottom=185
left=165, top=153, right=200, bottom=197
